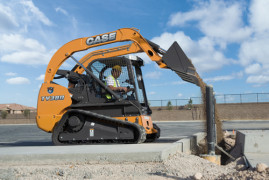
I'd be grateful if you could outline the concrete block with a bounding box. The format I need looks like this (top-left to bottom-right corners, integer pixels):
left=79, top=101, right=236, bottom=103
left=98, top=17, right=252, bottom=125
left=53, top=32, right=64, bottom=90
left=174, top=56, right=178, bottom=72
left=174, top=132, right=206, bottom=154
left=231, top=130, right=269, bottom=167
left=237, top=130, right=269, bottom=153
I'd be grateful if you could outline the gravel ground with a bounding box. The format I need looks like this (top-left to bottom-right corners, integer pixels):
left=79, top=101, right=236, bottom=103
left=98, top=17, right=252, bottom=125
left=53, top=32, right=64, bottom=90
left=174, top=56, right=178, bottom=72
left=0, top=152, right=268, bottom=180
left=0, top=131, right=268, bottom=179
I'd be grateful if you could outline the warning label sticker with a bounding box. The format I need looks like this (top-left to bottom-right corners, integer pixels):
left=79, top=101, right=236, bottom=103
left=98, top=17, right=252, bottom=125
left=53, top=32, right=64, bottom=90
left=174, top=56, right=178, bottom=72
left=90, top=129, right=94, bottom=137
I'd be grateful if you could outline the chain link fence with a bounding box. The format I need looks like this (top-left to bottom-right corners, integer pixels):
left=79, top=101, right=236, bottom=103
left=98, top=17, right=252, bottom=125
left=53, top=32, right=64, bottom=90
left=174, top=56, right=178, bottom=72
left=149, top=93, right=269, bottom=109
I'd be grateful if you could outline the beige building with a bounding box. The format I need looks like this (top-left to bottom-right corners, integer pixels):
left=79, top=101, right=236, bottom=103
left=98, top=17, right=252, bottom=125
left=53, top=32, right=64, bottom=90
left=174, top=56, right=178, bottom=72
left=0, top=103, right=36, bottom=114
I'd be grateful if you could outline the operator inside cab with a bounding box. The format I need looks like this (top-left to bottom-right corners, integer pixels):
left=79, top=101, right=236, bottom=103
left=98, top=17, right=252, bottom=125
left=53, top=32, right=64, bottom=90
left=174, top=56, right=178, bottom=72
left=105, top=65, right=131, bottom=99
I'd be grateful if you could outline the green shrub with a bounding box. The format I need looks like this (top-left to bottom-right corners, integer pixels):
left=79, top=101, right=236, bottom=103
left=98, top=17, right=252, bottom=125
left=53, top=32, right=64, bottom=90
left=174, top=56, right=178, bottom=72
left=1, top=110, right=8, bottom=119
left=187, top=98, right=193, bottom=109
left=24, top=109, right=30, bottom=118
left=166, top=100, right=173, bottom=110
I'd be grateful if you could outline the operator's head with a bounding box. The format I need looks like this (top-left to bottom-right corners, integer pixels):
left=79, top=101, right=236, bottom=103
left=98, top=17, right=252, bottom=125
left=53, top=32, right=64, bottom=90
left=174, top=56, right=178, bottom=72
left=111, top=65, right=122, bottom=79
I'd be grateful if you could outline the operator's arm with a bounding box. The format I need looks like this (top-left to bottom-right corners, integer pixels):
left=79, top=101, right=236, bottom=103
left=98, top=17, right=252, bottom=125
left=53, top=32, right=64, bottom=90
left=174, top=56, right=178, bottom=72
left=107, top=85, right=127, bottom=92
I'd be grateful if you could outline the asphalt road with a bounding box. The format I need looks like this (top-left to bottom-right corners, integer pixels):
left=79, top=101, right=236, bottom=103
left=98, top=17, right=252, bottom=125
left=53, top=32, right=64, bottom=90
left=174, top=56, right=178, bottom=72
left=0, top=120, right=268, bottom=147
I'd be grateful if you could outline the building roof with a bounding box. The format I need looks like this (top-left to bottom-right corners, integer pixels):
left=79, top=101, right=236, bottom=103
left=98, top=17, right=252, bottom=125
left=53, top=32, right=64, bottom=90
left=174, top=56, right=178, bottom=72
left=0, top=103, right=36, bottom=111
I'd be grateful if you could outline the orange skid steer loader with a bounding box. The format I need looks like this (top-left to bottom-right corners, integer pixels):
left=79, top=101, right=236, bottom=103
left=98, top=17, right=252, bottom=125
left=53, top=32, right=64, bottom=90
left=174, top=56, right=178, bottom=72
left=36, top=28, right=199, bottom=145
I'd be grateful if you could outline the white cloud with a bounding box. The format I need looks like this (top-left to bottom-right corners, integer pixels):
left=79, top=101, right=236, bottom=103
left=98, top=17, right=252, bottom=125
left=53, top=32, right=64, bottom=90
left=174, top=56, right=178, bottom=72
left=0, top=3, right=19, bottom=32
left=249, top=0, right=269, bottom=33
left=1, top=51, right=53, bottom=65
left=55, top=7, right=78, bottom=35
left=145, top=71, right=162, bottom=79
left=21, top=1, right=52, bottom=26
left=165, top=0, right=269, bottom=85
left=168, top=0, right=251, bottom=44
left=33, top=83, right=42, bottom=92
left=171, top=81, right=186, bottom=85
left=71, top=16, right=78, bottom=34
left=61, top=62, right=73, bottom=68
left=151, top=31, right=231, bottom=73
left=0, top=1, right=77, bottom=67
left=36, top=74, right=45, bottom=80
left=150, top=81, right=186, bottom=87
left=246, top=75, right=269, bottom=85
left=6, top=77, right=30, bottom=85
left=245, top=63, right=262, bottom=74
left=237, top=0, right=269, bottom=85
left=55, top=7, right=68, bottom=16
left=208, top=75, right=234, bottom=82
left=177, top=93, right=183, bottom=97
left=148, top=91, right=156, bottom=95
left=0, top=0, right=54, bottom=35
left=0, top=34, right=54, bottom=65
left=223, top=95, right=236, bottom=103
left=0, top=34, right=46, bottom=53
left=204, top=72, right=243, bottom=83
left=132, top=52, right=152, bottom=64
left=5, top=72, right=17, bottom=76
left=239, top=35, right=269, bottom=66
left=150, top=82, right=169, bottom=87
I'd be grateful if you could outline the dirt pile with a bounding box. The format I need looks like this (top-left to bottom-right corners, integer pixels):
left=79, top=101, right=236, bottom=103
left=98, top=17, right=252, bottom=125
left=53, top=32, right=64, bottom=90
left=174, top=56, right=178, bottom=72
left=218, top=167, right=269, bottom=180
left=223, top=130, right=236, bottom=151
left=0, top=152, right=267, bottom=180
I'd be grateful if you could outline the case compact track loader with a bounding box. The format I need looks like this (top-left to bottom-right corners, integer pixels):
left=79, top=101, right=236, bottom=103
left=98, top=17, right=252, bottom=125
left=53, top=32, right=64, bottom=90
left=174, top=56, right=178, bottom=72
left=36, top=28, right=199, bottom=145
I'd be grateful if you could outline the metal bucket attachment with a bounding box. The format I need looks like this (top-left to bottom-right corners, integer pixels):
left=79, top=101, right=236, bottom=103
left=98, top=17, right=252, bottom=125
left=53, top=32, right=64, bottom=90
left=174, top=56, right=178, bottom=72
left=162, top=41, right=199, bottom=86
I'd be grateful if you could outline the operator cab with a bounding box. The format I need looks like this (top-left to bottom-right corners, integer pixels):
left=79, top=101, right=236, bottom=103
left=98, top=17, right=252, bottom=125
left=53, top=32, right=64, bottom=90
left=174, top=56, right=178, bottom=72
left=89, top=56, right=143, bottom=101
left=57, top=55, right=151, bottom=116
left=88, top=56, right=150, bottom=108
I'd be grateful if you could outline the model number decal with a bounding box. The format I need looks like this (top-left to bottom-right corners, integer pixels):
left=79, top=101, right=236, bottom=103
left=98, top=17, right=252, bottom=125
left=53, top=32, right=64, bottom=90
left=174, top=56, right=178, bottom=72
left=86, top=32, right=116, bottom=46
left=41, top=95, right=65, bottom=101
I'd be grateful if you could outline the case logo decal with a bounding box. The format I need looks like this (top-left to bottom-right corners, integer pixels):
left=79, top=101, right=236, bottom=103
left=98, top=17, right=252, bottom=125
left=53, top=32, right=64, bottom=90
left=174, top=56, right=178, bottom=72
left=47, top=87, right=54, bottom=94
left=86, top=32, right=116, bottom=46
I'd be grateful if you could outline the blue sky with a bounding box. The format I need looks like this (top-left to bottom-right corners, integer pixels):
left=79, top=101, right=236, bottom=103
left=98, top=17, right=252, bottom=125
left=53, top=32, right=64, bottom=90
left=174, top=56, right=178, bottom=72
left=1, top=0, right=269, bottom=107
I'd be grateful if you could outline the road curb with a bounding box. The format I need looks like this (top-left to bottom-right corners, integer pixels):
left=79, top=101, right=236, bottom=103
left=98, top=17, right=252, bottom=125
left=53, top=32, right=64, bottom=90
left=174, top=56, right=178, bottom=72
left=160, top=132, right=206, bottom=160
left=0, top=133, right=206, bottom=165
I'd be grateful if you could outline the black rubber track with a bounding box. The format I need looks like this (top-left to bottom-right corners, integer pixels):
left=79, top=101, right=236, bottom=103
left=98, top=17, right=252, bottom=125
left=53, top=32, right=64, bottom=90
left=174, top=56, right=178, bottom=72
left=52, top=109, right=146, bottom=145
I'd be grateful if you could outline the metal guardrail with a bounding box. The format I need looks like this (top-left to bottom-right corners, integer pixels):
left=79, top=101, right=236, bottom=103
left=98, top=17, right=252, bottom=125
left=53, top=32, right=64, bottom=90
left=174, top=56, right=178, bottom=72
left=149, top=93, right=269, bottom=108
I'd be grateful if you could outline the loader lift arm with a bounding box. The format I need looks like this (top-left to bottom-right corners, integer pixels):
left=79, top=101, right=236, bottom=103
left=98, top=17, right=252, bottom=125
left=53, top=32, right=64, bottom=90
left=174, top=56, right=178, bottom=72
left=45, top=28, right=199, bottom=86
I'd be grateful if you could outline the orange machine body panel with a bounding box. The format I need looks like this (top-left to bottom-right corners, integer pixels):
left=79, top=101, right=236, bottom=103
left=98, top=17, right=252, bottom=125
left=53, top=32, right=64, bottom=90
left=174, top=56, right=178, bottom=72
left=36, top=83, right=72, bottom=132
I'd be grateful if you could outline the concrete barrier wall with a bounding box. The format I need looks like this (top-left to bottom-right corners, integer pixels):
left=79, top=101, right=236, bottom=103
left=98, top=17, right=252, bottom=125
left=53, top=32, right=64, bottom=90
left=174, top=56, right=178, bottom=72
left=151, top=103, right=269, bottom=121
left=0, top=103, right=269, bottom=124
left=0, top=112, right=36, bottom=119
left=0, top=119, right=36, bottom=124
left=216, top=103, right=269, bottom=120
